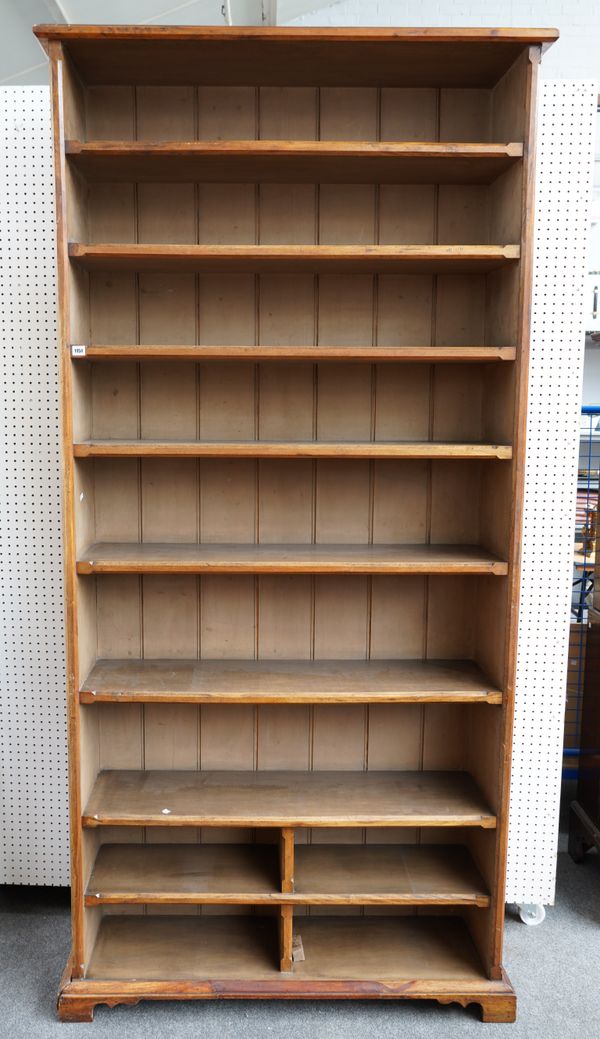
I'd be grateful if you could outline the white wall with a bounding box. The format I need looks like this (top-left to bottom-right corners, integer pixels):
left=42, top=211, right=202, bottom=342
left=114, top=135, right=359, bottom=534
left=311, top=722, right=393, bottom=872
left=286, top=0, right=600, bottom=80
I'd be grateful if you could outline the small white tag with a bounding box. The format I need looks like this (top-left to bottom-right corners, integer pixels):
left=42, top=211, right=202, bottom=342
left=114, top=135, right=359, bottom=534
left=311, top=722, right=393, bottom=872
left=71, top=344, right=86, bottom=357
left=292, top=934, right=305, bottom=962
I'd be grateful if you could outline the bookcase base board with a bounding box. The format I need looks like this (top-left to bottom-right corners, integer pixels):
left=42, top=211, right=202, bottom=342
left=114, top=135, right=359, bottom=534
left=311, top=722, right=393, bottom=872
left=57, top=963, right=516, bottom=1024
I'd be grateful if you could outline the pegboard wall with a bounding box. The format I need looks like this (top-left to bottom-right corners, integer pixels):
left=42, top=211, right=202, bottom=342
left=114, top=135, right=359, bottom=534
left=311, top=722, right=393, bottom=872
left=506, top=80, right=597, bottom=905
left=0, top=83, right=596, bottom=900
left=0, top=88, right=68, bottom=885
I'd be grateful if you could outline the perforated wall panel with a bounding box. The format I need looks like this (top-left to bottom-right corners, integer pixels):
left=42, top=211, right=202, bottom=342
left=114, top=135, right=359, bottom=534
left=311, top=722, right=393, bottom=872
left=0, top=83, right=596, bottom=898
left=506, top=80, right=597, bottom=905
left=0, top=88, right=69, bottom=885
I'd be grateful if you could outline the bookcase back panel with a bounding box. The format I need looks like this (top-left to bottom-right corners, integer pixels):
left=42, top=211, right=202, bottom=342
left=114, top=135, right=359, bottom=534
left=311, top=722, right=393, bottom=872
left=83, top=572, right=503, bottom=669
left=86, top=271, right=499, bottom=348
left=76, top=456, right=512, bottom=557
left=83, top=361, right=503, bottom=440
left=80, top=84, right=514, bottom=145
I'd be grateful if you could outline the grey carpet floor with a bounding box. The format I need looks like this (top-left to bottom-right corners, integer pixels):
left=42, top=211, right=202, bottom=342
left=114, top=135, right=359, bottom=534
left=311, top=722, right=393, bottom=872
left=1, top=851, right=598, bottom=1038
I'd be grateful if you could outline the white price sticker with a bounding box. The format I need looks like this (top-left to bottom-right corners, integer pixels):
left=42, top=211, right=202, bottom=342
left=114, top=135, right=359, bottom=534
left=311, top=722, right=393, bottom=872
left=71, top=344, right=86, bottom=357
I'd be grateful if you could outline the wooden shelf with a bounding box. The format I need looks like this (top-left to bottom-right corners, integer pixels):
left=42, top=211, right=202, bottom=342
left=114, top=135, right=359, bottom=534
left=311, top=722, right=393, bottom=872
left=82, top=769, right=496, bottom=829
left=65, top=140, right=523, bottom=185
left=86, top=914, right=487, bottom=983
left=79, top=658, right=503, bottom=705
left=68, top=243, right=520, bottom=274
left=73, top=344, right=518, bottom=363
left=86, top=844, right=280, bottom=905
left=75, top=542, right=508, bottom=575
left=34, top=24, right=558, bottom=88
left=73, top=439, right=512, bottom=460
left=85, top=843, right=489, bottom=906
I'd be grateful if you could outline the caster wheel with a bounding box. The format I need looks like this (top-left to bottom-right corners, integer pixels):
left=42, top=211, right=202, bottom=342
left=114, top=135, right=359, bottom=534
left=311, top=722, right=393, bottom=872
left=518, top=903, right=546, bottom=925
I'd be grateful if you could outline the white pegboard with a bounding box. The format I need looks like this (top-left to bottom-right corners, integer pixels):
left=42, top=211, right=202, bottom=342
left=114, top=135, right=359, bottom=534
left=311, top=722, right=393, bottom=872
left=0, top=83, right=596, bottom=900
left=0, top=88, right=69, bottom=885
left=507, top=81, right=597, bottom=905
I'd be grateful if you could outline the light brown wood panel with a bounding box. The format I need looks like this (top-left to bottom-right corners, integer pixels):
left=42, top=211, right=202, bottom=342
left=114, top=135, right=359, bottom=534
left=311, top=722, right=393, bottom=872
left=144, top=704, right=199, bottom=769
left=430, top=461, right=482, bottom=546
left=479, top=460, right=511, bottom=560
left=437, top=185, right=490, bottom=245
left=139, top=274, right=196, bottom=345
left=74, top=461, right=95, bottom=555
left=93, top=459, right=139, bottom=542
left=318, top=278, right=374, bottom=347
left=468, top=706, right=502, bottom=814
left=199, top=365, right=256, bottom=438
left=138, top=184, right=197, bottom=244
left=316, top=364, right=372, bottom=438
left=141, top=459, right=198, bottom=542
left=142, top=575, right=198, bottom=659
left=257, top=706, right=311, bottom=769
left=482, top=360, right=515, bottom=444
left=200, top=460, right=256, bottom=543
left=315, top=461, right=370, bottom=543
left=379, top=186, right=435, bottom=245
left=197, top=86, right=257, bottom=140
left=198, top=276, right=255, bottom=345
left=314, top=577, right=369, bottom=659
left=88, top=184, right=135, bottom=244
left=259, top=184, right=316, bottom=245
left=372, top=461, right=428, bottom=544
left=377, top=275, right=434, bottom=346
left=91, top=363, right=139, bottom=438
left=374, top=366, right=430, bottom=439
left=258, top=461, right=313, bottom=544
left=200, top=706, right=256, bottom=769
left=136, top=86, right=195, bottom=140
left=140, top=365, right=197, bottom=439
left=491, top=50, right=529, bottom=142
left=423, top=704, right=468, bottom=770
left=380, top=88, right=438, bottom=140
left=258, top=364, right=314, bottom=439
left=432, top=365, right=484, bottom=442
left=198, top=184, right=256, bottom=244
left=258, top=576, right=312, bottom=658
left=86, top=86, right=134, bottom=140
left=97, top=703, right=143, bottom=769
left=474, top=577, right=507, bottom=691
left=427, top=577, right=476, bottom=660
left=61, top=50, right=86, bottom=139
left=367, top=704, right=422, bottom=770
left=200, top=576, right=256, bottom=658
left=80, top=704, right=100, bottom=807
left=72, top=364, right=92, bottom=443
left=90, top=272, right=137, bottom=344
left=435, top=275, right=486, bottom=347
left=319, top=185, right=376, bottom=245
left=96, top=575, right=141, bottom=659
left=259, top=86, right=317, bottom=139
left=439, top=89, right=491, bottom=142
left=312, top=701, right=367, bottom=851
left=319, top=88, right=378, bottom=140
left=258, top=275, right=315, bottom=345
left=370, top=577, right=426, bottom=659
left=76, top=576, right=97, bottom=685
left=489, top=164, right=523, bottom=248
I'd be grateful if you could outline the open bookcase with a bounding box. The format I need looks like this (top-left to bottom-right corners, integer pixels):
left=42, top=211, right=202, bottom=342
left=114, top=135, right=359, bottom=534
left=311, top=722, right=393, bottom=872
left=35, top=23, right=557, bottom=1023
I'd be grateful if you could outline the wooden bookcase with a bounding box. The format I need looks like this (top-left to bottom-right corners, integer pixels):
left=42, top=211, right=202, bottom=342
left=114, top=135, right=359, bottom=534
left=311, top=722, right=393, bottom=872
left=35, top=23, right=557, bottom=1024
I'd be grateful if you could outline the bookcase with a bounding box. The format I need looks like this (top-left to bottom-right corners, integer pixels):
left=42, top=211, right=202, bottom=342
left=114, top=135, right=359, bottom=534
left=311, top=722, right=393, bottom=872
left=35, top=23, right=557, bottom=1024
